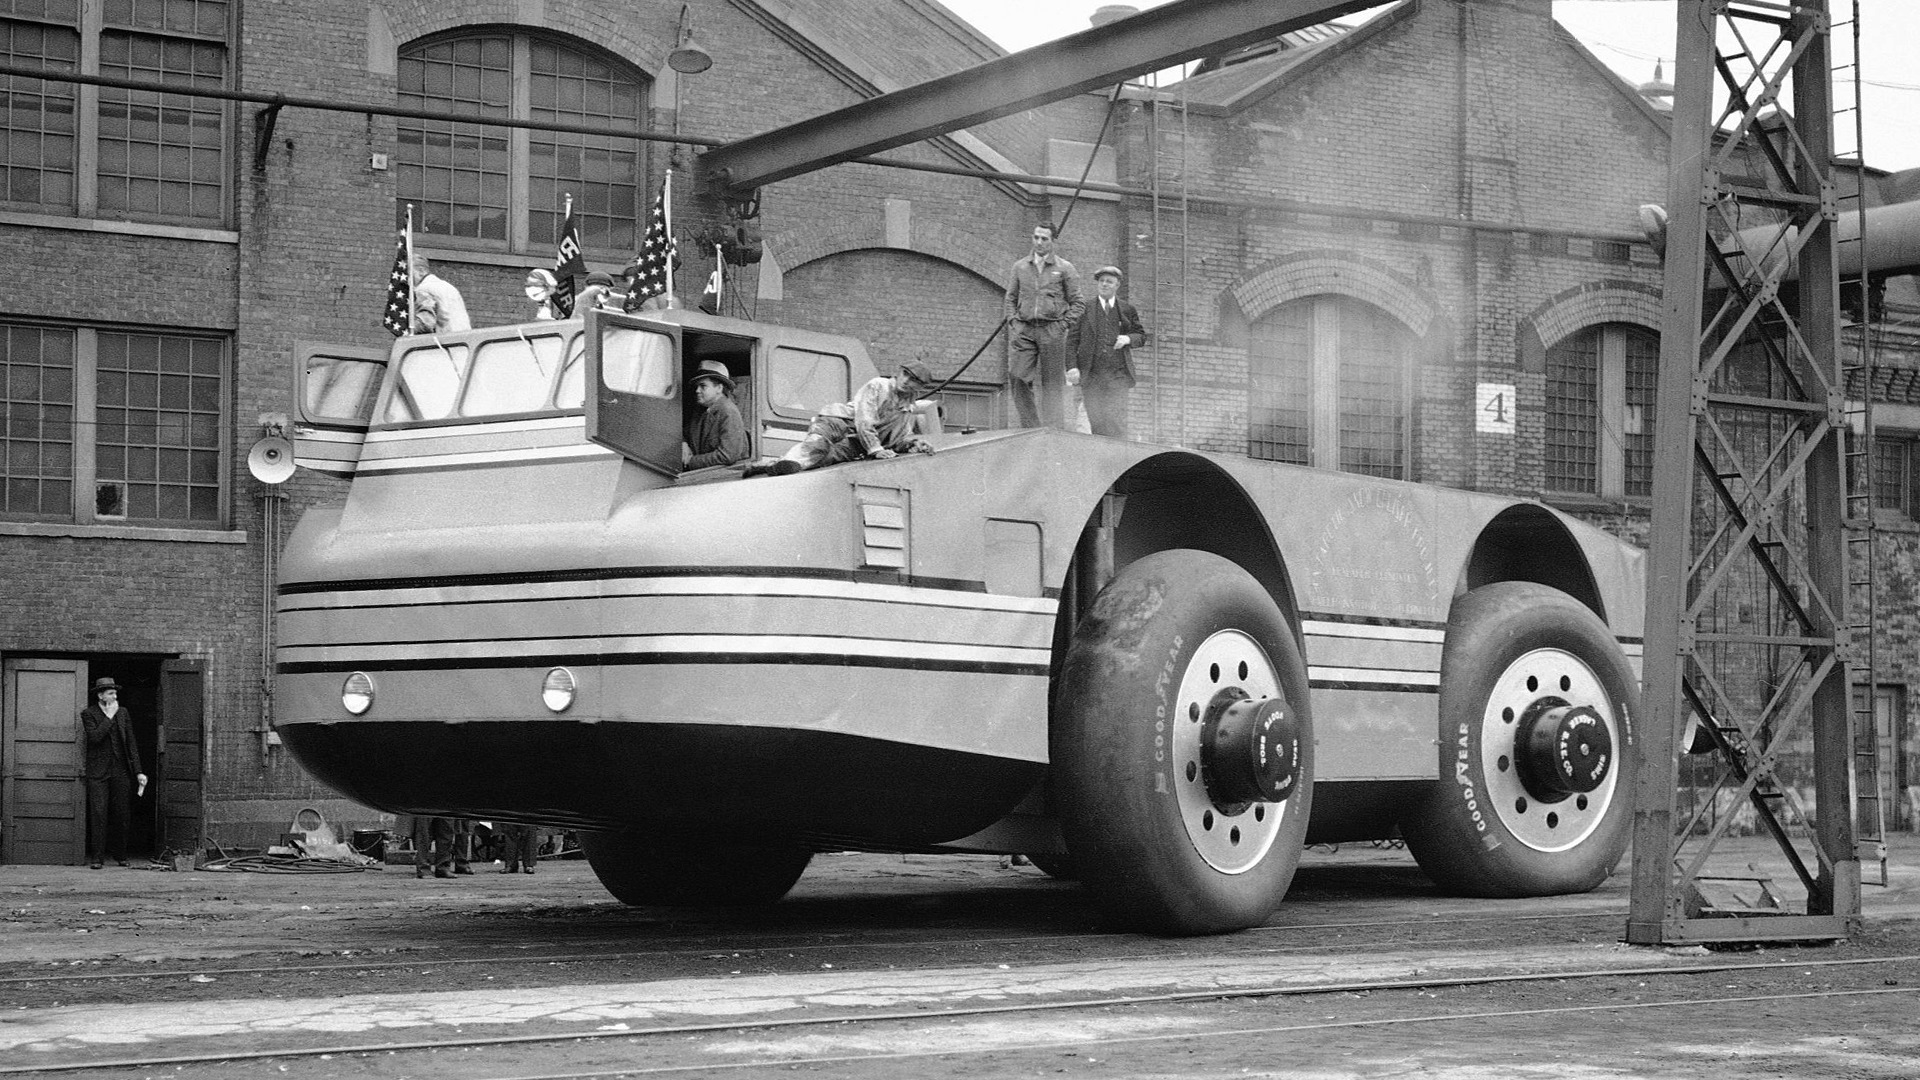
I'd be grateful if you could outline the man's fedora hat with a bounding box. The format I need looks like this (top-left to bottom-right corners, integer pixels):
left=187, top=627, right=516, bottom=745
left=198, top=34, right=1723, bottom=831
left=692, top=359, right=733, bottom=389
left=91, top=677, right=120, bottom=694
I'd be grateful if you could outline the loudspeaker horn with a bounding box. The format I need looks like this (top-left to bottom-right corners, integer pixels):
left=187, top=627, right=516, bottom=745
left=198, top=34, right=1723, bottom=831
left=247, top=435, right=296, bottom=484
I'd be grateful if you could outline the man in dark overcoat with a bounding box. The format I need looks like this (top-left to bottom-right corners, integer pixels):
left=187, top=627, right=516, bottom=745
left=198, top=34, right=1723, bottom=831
left=1069, top=265, right=1149, bottom=439
left=80, top=677, right=144, bottom=868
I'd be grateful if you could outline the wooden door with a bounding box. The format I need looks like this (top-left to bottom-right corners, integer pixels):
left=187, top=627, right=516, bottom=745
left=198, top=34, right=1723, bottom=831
left=2, top=659, right=87, bottom=864
left=157, top=660, right=205, bottom=853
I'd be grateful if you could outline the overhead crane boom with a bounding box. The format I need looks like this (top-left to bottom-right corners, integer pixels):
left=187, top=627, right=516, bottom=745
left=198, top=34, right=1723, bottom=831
left=694, top=0, right=1382, bottom=198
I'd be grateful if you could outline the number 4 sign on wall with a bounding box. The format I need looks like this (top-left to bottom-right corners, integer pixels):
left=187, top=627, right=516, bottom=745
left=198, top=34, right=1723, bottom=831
left=1477, top=383, right=1516, bottom=435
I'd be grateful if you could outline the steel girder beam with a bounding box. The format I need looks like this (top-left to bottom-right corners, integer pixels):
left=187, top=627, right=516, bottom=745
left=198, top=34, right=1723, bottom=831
left=1628, top=0, right=1861, bottom=946
left=695, top=0, right=1382, bottom=197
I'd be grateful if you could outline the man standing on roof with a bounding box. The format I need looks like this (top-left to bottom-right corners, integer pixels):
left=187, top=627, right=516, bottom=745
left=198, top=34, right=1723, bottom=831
left=684, top=359, right=750, bottom=468
left=1004, top=222, right=1084, bottom=429
left=409, top=253, right=471, bottom=333
left=753, top=359, right=937, bottom=476
left=1069, top=265, right=1148, bottom=439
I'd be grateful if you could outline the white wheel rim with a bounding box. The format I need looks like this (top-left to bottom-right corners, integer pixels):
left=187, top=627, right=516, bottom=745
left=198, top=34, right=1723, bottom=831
left=1172, top=629, right=1291, bottom=874
left=1479, top=646, right=1620, bottom=852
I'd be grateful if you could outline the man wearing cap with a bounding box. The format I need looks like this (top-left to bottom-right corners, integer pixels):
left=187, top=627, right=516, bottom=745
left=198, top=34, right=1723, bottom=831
left=1004, top=222, right=1085, bottom=429
left=1069, top=265, right=1149, bottom=439
left=578, top=271, right=621, bottom=313
left=754, top=359, right=937, bottom=475
left=409, top=253, right=471, bottom=333
left=80, top=677, right=144, bottom=869
left=683, top=359, right=750, bottom=469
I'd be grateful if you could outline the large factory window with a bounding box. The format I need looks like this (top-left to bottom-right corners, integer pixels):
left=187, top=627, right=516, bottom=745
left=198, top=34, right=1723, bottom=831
left=1247, top=296, right=1410, bottom=479
left=1545, top=323, right=1659, bottom=499
left=0, top=0, right=230, bottom=224
left=0, top=321, right=228, bottom=526
left=396, top=31, right=648, bottom=256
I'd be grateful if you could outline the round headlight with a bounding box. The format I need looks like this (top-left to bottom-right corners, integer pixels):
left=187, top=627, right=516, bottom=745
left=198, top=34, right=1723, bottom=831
left=541, top=667, right=577, bottom=712
left=342, top=672, right=375, bottom=716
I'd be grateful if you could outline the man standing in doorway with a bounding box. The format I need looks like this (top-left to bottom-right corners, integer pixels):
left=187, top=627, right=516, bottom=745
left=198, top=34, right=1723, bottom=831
left=80, top=677, right=144, bottom=869
left=1069, top=266, right=1148, bottom=439
left=1004, top=222, right=1084, bottom=428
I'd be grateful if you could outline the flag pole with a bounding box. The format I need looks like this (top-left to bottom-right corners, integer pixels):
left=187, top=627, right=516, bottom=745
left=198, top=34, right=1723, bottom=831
left=663, top=169, right=674, bottom=305
left=404, top=203, right=415, bottom=331
left=714, top=242, right=724, bottom=312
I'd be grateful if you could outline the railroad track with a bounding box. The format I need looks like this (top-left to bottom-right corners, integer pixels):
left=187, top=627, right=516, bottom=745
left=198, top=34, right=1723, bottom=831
left=6, top=951, right=1915, bottom=1078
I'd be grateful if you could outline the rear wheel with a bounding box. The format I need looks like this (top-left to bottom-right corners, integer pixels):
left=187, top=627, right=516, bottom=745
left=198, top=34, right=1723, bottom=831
left=580, top=832, right=812, bottom=907
left=1399, top=581, right=1638, bottom=896
left=1053, top=549, right=1313, bottom=935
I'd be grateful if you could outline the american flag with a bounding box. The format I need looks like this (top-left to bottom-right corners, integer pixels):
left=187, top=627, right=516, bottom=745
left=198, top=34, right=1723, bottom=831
left=381, top=235, right=411, bottom=337
left=550, top=205, right=586, bottom=318
left=624, top=184, right=673, bottom=311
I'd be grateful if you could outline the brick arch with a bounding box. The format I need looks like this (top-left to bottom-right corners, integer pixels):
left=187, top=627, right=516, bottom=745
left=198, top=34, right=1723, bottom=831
left=771, top=222, right=1008, bottom=290
left=1229, top=252, right=1440, bottom=338
left=382, top=6, right=670, bottom=77
left=1523, top=281, right=1664, bottom=351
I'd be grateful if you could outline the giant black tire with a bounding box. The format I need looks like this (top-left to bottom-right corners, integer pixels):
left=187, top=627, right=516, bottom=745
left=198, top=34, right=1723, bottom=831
left=1053, top=549, right=1313, bottom=935
left=580, top=832, right=812, bottom=907
left=1399, top=581, right=1639, bottom=897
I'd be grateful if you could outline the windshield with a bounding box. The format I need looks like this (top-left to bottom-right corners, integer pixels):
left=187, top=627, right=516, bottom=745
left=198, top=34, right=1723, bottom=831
left=381, top=330, right=580, bottom=424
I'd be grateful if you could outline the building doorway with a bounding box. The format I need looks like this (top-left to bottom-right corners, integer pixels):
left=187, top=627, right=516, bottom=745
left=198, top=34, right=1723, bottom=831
left=1, top=653, right=201, bottom=864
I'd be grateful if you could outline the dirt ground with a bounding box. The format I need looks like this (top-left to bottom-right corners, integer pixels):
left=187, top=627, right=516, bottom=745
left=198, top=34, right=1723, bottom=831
left=3, top=838, right=1918, bottom=1079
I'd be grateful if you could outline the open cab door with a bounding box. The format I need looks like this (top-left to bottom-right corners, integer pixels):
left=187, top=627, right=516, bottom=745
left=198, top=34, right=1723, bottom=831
left=294, top=343, right=389, bottom=477
left=585, top=308, right=684, bottom=477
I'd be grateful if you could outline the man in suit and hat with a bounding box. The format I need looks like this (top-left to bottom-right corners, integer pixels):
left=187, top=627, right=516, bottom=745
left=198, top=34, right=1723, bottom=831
left=683, top=359, right=749, bottom=469
left=80, top=677, right=144, bottom=868
left=1068, top=265, right=1149, bottom=439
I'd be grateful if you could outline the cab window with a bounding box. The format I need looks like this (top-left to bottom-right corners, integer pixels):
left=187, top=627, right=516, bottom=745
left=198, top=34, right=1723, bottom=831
left=769, top=346, right=850, bottom=418
left=601, top=325, right=675, bottom=398
left=461, top=333, right=567, bottom=416
left=386, top=343, right=471, bottom=422
left=303, top=355, right=386, bottom=424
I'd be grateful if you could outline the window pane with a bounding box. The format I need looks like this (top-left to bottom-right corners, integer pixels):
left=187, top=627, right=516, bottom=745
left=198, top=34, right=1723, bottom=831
left=768, top=346, right=849, bottom=416
left=97, top=30, right=226, bottom=222
left=1334, top=298, right=1407, bottom=479
left=386, top=342, right=470, bottom=422
left=1546, top=328, right=1600, bottom=494
left=96, top=329, right=225, bottom=523
left=0, top=323, right=75, bottom=518
left=526, top=38, right=645, bottom=253
left=0, top=17, right=80, bottom=212
left=1247, top=302, right=1311, bottom=465
left=395, top=36, right=510, bottom=242
left=1621, top=327, right=1659, bottom=497
left=460, top=334, right=564, bottom=416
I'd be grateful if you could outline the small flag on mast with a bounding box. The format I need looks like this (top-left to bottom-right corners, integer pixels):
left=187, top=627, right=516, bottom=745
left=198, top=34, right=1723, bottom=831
left=381, top=224, right=413, bottom=337
left=625, top=172, right=674, bottom=311
left=551, top=196, right=587, bottom=317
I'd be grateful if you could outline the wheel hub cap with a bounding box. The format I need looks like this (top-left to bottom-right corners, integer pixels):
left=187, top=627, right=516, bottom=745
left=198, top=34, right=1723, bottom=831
left=1202, top=692, right=1301, bottom=805
left=1516, top=702, right=1612, bottom=797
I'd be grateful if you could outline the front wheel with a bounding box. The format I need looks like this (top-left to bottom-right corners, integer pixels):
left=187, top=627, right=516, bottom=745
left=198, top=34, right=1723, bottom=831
left=580, top=832, right=812, bottom=907
left=1399, top=581, right=1638, bottom=897
left=1053, top=549, right=1313, bottom=935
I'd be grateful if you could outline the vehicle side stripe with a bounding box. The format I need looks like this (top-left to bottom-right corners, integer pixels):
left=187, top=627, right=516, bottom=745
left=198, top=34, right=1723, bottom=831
left=363, top=415, right=583, bottom=441
left=279, top=568, right=1046, bottom=610
left=354, top=444, right=617, bottom=473
left=277, top=652, right=1049, bottom=677
left=1302, top=620, right=1446, bottom=643
left=1299, top=610, right=1448, bottom=632
left=1306, top=665, right=1441, bottom=687
left=279, top=632, right=1050, bottom=668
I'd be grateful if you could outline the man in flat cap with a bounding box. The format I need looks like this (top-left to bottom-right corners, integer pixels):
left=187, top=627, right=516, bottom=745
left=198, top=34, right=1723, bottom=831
left=754, top=359, right=938, bottom=475
left=683, top=358, right=749, bottom=469
left=1069, top=265, right=1148, bottom=439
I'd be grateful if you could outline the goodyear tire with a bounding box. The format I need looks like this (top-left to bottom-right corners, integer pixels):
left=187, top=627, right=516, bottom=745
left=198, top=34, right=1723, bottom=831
left=580, top=832, right=812, bottom=907
left=1053, top=549, right=1313, bottom=935
left=1400, top=581, right=1638, bottom=897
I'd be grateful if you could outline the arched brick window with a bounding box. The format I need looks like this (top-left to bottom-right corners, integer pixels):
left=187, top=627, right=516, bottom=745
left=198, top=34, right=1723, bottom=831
left=395, top=31, right=648, bottom=254
left=1545, top=323, right=1659, bottom=497
left=1248, top=295, right=1412, bottom=478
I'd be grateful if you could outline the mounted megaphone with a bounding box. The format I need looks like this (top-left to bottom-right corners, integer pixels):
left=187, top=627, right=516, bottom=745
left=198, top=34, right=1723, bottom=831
left=247, top=435, right=296, bottom=484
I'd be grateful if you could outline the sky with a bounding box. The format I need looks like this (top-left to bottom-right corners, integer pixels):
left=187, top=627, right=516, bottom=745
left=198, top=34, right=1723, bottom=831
left=936, top=0, right=1920, bottom=174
